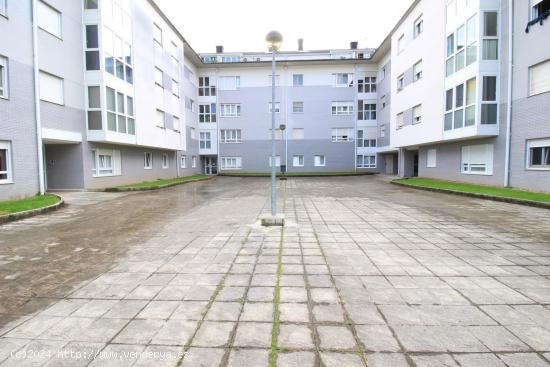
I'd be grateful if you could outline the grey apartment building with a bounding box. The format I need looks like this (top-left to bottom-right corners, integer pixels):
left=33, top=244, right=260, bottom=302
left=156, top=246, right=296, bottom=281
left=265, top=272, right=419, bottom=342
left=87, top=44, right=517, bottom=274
left=0, top=0, right=549, bottom=201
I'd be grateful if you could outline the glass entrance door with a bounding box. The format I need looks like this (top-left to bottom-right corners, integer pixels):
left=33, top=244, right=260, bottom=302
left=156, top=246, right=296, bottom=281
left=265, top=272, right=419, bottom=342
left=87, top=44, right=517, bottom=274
left=204, top=157, right=218, bottom=175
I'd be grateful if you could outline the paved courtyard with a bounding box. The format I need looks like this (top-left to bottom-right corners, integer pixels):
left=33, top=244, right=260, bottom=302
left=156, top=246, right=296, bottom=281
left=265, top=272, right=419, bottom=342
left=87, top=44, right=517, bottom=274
left=0, top=176, right=549, bottom=366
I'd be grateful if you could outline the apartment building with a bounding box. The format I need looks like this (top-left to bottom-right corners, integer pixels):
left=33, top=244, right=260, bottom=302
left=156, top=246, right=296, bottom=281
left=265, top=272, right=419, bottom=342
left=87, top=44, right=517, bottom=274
left=1, top=0, right=549, bottom=201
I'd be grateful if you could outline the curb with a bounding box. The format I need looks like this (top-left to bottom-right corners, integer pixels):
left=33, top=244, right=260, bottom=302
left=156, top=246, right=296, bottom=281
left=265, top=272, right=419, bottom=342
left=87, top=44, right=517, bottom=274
left=391, top=180, right=550, bottom=210
left=104, top=176, right=212, bottom=192
left=0, top=194, right=66, bottom=225
left=218, top=173, right=376, bottom=178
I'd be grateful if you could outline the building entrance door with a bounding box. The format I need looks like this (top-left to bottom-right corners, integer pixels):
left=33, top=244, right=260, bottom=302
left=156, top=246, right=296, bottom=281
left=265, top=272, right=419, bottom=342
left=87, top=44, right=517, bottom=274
left=204, top=157, right=218, bottom=175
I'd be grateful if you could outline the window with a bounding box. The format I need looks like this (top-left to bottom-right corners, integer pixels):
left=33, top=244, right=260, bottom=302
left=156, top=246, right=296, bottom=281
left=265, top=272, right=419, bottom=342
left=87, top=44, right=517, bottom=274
left=483, top=12, right=498, bottom=60
left=358, top=101, right=376, bottom=120
left=105, top=87, right=134, bottom=134
left=527, top=139, right=550, bottom=169
left=481, top=76, right=497, bottom=124
left=220, top=103, right=241, bottom=117
left=199, top=77, right=216, bottom=96
left=413, top=104, right=422, bottom=124
left=199, top=103, right=217, bottom=123
left=358, top=77, right=376, bottom=93
left=269, top=129, right=283, bottom=140
left=162, top=153, right=169, bottom=169
left=0, top=141, right=12, bottom=183
left=331, top=128, right=353, bottom=142
left=0, top=56, right=8, bottom=99
left=173, top=116, right=180, bottom=132
left=153, top=23, right=162, bottom=46
left=332, top=102, right=354, bottom=115
left=396, top=112, right=404, bottom=129
left=188, top=99, right=196, bottom=112
left=172, top=79, right=179, bottom=97
left=144, top=152, right=152, bottom=169
left=446, top=15, right=478, bottom=76
left=200, top=132, right=211, bottom=149
left=292, top=128, right=304, bottom=140
left=357, top=129, right=377, bottom=148
left=381, top=95, right=386, bottom=109
left=155, top=67, right=163, bottom=87
left=91, top=149, right=120, bottom=177
left=293, top=155, right=304, bottom=167
left=221, top=157, right=242, bottom=170
left=219, top=76, right=240, bottom=90
left=427, top=149, right=437, bottom=168
left=529, top=59, right=550, bottom=96
left=85, top=25, right=100, bottom=71
left=413, top=60, right=423, bottom=81
left=269, top=102, right=281, bottom=113
left=87, top=86, right=102, bottom=130
left=445, top=77, right=477, bottom=130
left=190, top=128, right=196, bottom=139
left=170, top=41, right=179, bottom=63
left=84, top=0, right=98, bottom=10
left=293, top=74, right=303, bottom=86
left=380, top=125, right=386, bottom=138
left=220, top=129, right=241, bottom=143
left=397, top=34, right=405, bottom=53
left=269, top=156, right=281, bottom=167
left=38, top=1, right=62, bottom=38
left=180, top=156, right=186, bottom=168
left=531, top=0, right=550, bottom=21
left=39, top=71, right=64, bottom=105
left=462, top=144, right=494, bottom=175
left=397, top=74, right=404, bottom=91
left=103, top=27, right=133, bottom=84
left=293, top=102, right=304, bottom=114
left=334, top=73, right=354, bottom=87
left=357, top=155, right=376, bottom=168
left=414, top=16, right=424, bottom=38
left=192, top=156, right=197, bottom=168
left=0, top=0, right=5, bottom=16
left=314, top=155, right=326, bottom=167
left=156, top=109, right=165, bottom=128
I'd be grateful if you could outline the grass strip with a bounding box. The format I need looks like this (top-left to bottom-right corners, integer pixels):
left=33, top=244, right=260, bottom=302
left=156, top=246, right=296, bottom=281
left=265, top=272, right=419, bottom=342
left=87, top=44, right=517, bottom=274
left=269, top=228, right=284, bottom=367
left=394, top=178, right=550, bottom=203
left=0, top=194, right=60, bottom=215
left=113, top=175, right=210, bottom=190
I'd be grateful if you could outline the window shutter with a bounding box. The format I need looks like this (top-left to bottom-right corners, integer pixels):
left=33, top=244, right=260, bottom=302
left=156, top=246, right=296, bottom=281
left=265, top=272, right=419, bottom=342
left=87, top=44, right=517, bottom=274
left=530, top=60, right=550, bottom=96
left=113, top=150, right=122, bottom=176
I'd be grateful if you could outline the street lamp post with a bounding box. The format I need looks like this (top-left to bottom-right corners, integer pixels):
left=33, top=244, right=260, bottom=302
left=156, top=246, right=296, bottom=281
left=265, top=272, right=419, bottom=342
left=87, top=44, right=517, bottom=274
left=262, top=30, right=284, bottom=227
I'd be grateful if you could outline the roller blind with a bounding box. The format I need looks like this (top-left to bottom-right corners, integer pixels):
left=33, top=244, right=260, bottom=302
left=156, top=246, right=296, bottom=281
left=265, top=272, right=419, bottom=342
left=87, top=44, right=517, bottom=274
left=529, top=60, right=550, bottom=96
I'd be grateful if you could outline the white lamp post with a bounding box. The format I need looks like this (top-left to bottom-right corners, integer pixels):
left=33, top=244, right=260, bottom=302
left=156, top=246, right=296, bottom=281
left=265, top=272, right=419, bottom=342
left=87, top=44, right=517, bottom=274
left=262, top=30, right=284, bottom=227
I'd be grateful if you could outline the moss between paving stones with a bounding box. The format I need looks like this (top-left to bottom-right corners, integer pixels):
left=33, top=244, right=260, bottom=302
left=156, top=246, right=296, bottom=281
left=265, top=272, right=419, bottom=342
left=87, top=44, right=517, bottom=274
left=392, top=178, right=550, bottom=209
left=219, top=172, right=375, bottom=178
left=105, top=175, right=211, bottom=192
left=0, top=194, right=64, bottom=224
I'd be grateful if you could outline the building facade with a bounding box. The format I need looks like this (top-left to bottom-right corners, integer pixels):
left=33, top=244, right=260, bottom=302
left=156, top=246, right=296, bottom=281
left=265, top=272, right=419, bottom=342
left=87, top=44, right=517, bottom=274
left=0, top=0, right=549, bottom=201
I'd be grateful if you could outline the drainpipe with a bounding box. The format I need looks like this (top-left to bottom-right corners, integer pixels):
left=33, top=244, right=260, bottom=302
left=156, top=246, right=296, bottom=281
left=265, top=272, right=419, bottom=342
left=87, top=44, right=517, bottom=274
left=503, top=0, right=513, bottom=187
left=32, top=0, right=45, bottom=195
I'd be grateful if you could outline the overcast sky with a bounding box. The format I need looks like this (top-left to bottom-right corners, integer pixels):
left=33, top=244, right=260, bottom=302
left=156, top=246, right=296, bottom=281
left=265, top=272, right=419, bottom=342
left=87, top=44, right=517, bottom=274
left=154, top=0, right=414, bottom=54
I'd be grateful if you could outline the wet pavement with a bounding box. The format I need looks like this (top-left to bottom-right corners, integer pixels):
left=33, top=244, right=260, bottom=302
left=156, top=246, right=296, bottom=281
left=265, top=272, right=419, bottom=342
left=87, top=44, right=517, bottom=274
left=0, top=176, right=549, bottom=366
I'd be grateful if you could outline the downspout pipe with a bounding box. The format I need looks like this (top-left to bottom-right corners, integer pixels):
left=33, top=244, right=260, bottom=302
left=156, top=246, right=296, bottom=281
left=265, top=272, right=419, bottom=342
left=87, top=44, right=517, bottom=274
left=504, top=0, right=513, bottom=187
left=32, top=0, right=45, bottom=195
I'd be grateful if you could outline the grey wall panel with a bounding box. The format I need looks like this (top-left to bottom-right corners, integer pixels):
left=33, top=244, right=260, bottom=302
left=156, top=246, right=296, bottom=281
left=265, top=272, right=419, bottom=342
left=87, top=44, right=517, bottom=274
left=377, top=60, right=392, bottom=147
left=40, top=102, right=86, bottom=133
left=45, top=144, right=85, bottom=190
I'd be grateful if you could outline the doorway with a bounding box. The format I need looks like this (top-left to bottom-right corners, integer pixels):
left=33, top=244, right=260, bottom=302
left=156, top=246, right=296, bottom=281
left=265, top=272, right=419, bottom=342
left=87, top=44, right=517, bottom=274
left=204, top=156, right=218, bottom=175
left=413, top=152, right=419, bottom=177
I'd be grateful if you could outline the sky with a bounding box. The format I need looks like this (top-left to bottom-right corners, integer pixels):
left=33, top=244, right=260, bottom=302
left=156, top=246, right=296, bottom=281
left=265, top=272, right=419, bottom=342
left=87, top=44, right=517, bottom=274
left=154, top=0, right=415, bottom=54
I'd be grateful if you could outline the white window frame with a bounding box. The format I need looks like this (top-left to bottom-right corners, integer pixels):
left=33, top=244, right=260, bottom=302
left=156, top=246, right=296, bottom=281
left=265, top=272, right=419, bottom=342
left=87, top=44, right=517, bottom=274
left=221, top=157, right=242, bottom=170
left=293, top=74, right=304, bottom=86
left=413, top=104, right=422, bottom=124
left=397, top=74, right=404, bottom=91
left=162, top=153, right=169, bottom=169
left=199, top=132, right=212, bottom=149
left=413, top=60, right=423, bottom=81
left=380, top=125, right=386, bottom=138
left=427, top=149, right=437, bottom=168
left=219, top=76, right=240, bottom=91
left=396, top=112, right=404, bottom=129
left=314, top=155, right=326, bottom=167
left=292, top=155, right=304, bottom=167
left=144, top=152, right=153, bottom=170
left=180, top=155, right=187, bottom=169
left=0, top=0, right=7, bottom=17
left=172, top=79, right=179, bottom=97
left=357, top=155, right=376, bottom=168
left=461, top=144, right=494, bottom=175
left=268, top=156, right=281, bottom=167
left=446, top=14, right=478, bottom=77
left=154, top=67, right=164, bottom=88
left=156, top=109, right=165, bottom=129
left=292, top=128, right=304, bottom=140
left=220, top=129, right=242, bottom=143
left=91, top=149, right=120, bottom=177
left=269, top=102, right=281, bottom=114
left=526, top=138, right=550, bottom=170
left=192, top=156, right=197, bottom=168
left=358, top=101, right=376, bottom=120
left=0, top=56, right=8, bottom=99
left=153, top=23, right=163, bottom=46
left=331, top=101, right=354, bottom=116
left=482, top=11, right=499, bottom=61
left=356, top=129, right=377, bottom=148
left=39, top=71, right=64, bottom=105
left=0, top=141, right=13, bottom=184
left=397, top=34, right=405, bottom=53
left=414, top=16, right=424, bottom=38
left=199, top=76, right=216, bottom=96
left=38, top=1, right=62, bottom=39
left=334, top=73, right=354, bottom=87
left=529, top=59, right=550, bottom=96
left=331, top=128, right=353, bottom=142
left=357, top=76, right=377, bottom=93
left=220, top=103, right=241, bottom=117
left=292, top=101, right=304, bottom=114
left=199, top=103, right=217, bottom=123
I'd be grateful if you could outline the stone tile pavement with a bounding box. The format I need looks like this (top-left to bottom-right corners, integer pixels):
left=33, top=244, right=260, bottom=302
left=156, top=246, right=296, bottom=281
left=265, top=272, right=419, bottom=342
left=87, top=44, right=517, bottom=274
left=0, top=176, right=549, bottom=366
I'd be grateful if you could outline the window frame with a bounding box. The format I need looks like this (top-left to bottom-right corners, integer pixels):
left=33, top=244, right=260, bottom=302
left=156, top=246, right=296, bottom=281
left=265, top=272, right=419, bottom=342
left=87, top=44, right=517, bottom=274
left=357, top=76, right=377, bottom=93
left=413, top=104, right=423, bottom=124
left=0, top=56, right=8, bottom=99
left=85, top=24, right=100, bottom=71
left=180, top=155, right=187, bottom=169
left=461, top=143, right=494, bottom=175
left=528, top=59, right=550, bottom=96
left=331, top=128, right=354, bottom=142
left=427, top=149, right=437, bottom=168
left=221, top=157, right=242, bottom=170
left=269, top=102, right=281, bottom=114
left=292, top=101, right=304, bottom=114
left=414, top=15, right=424, bottom=38
left=357, top=100, right=376, bottom=121
left=0, top=0, right=7, bottom=17
left=153, top=23, right=163, bottom=46
left=39, top=70, right=64, bottom=105
left=220, top=129, right=242, bottom=144
left=219, top=76, right=240, bottom=91
left=357, top=155, right=376, bottom=168
left=482, top=11, right=499, bottom=61
left=37, top=1, right=62, bottom=39
left=413, top=60, right=423, bottom=81
left=162, top=153, right=169, bottom=169
left=292, top=155, right=304, bottom=167
left=334, top=73, right=354, bottom=88
left=0, top=141, right=13, bottom=184
left=144, top=152, right=153, bottom=170
left=331, top=101, right=354, bottom=116
left=199, top=103, right=217, bottom=123
left=198, top=76, right=216, bottom=96
left=199, top=132, right=212, bottom=150
left=293, top=74, right=304, bottom=86
left=526, top=138, right=550, bottom=170
left=314, top=155, right=326, bottom=167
